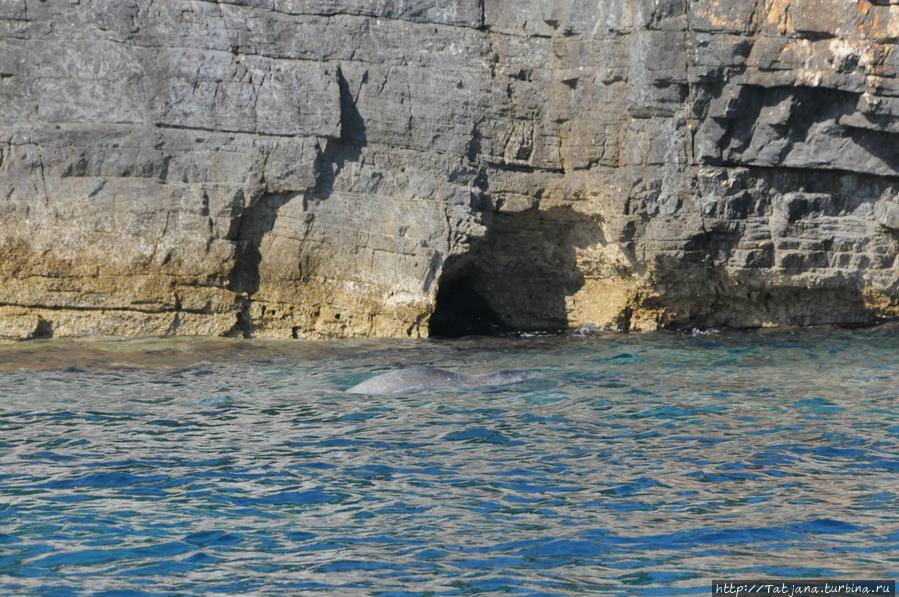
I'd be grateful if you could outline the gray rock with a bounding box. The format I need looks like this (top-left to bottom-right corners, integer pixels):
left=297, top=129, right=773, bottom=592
left=1, top=1, right=898, bottom=339
left=875, top=200, right=899, bottom=231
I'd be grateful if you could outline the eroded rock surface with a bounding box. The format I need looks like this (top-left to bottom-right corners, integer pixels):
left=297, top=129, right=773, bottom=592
left=1, top=0, right=897, bottom=339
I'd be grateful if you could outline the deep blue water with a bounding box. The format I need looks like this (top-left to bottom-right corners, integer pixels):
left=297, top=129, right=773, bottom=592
left=0, top=325, right=897, bottom=596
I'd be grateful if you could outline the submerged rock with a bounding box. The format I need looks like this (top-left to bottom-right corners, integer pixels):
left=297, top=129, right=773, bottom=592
left=1, top=1, right=898, bottom=339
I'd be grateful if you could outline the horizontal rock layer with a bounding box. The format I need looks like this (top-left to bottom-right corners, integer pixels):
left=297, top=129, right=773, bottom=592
left=1, top=0, right=898, bottom=339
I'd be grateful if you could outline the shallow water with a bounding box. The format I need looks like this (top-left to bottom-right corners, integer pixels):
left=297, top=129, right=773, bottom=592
left=0, top=325, right=897, bottom=596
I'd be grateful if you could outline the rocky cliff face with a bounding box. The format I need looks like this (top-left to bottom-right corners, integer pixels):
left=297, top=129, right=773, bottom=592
left=1, top=0, right=898, bottom=340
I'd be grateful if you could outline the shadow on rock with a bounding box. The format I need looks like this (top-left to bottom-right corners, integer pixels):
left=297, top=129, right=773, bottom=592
left=429, top=206, right=603, bottom=337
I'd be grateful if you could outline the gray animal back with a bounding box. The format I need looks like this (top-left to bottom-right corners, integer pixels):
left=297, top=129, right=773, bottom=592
left=345, top=366, right=537, bottom=395
left=346, top=366, right=463, bottom=395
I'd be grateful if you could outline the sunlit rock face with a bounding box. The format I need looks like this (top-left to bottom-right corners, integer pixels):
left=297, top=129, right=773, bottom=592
left=1, top=0, right=897, bottom=339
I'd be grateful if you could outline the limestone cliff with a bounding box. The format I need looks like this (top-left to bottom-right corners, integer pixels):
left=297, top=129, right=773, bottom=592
left=1, top=0, right=898, bottom=339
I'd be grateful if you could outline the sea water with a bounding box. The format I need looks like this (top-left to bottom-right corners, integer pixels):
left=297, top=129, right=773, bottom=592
left=0, top=325, right=897, bottom=596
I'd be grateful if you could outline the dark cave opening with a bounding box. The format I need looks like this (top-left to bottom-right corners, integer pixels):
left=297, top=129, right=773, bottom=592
left=427, top=207, right=604, bottom=338
left=428, top=272, right=507, bottom=338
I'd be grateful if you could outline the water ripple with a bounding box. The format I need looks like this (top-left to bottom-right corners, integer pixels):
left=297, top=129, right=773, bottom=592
left=1, top=326, right=898, bottom=594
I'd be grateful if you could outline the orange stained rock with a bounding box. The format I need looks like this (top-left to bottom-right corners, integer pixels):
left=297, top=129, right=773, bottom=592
left=691, top=0, right=758, bottom=30
left=857, top=0, right=871, bottom=18
left=857, top=0, right=899, bottom=41
left=765, top=0, right=791, bottom=33
left=868, top=4, right=899, bottom=41
left=785, top=0, right=866, bottom=36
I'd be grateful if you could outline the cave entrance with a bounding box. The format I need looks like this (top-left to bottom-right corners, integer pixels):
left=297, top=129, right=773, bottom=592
left=427, top=207, right=603, bottom=338
left=428, top=269, right=507, bottom=338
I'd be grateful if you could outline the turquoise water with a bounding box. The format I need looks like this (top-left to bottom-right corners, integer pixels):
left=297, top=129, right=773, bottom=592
left=0, top=326, right=897, bottom=596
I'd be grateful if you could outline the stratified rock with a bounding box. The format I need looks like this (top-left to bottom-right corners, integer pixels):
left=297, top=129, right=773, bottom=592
left=1, top=0, right=897, bottom=339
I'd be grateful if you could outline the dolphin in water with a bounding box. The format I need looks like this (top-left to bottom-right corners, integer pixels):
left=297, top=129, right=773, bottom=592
left=346, top=365, right=538, bottom=395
